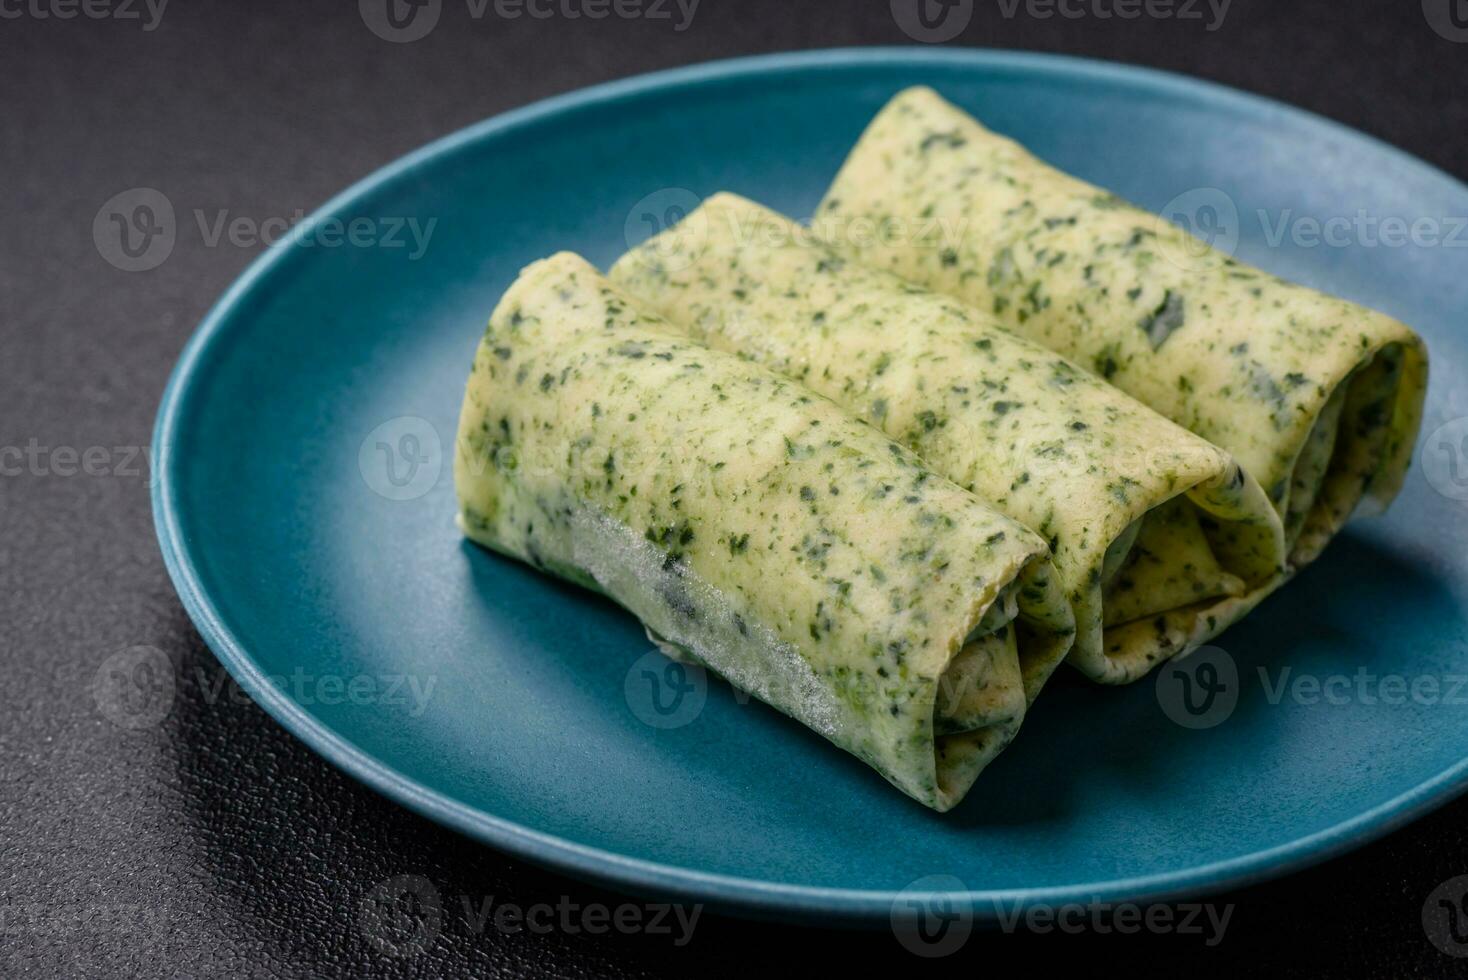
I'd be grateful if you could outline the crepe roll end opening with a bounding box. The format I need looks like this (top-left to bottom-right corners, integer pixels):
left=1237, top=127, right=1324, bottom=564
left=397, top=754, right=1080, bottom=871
left=1090, top=487, right=1274, bottom=684
left=936, top=616, right=1023, bottom=735
left=929, top=633, right=1024, bottom=811
left=929, top=554, right=1074, bottom=810
left=926, top=653, right=1021, bottom=810
left=926, top=587, right=1024, bottom=811
left=1288, top=339, right=1426, bottom=567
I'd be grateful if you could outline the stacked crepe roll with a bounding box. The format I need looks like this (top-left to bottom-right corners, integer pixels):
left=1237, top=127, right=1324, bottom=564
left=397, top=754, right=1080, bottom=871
left=611, top=194, right=1284, bottom=683
left=814, top=87, right=1428, bottom=567
left=457, top=91, right=1427, bottom=810
left=456, top=253, right=1075, bottom=810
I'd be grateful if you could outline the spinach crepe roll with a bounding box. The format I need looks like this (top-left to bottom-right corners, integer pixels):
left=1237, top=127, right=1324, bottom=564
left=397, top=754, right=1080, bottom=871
left=610, top=194, right=1285, bottom=684
left=815, top=87, right=1429, bottom=566
left=455, top=253, right=1074, bottom=810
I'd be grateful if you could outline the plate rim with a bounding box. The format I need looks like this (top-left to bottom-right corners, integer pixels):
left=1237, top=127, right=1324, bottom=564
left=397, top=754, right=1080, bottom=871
left=151, top=45, right=1468, bottom=922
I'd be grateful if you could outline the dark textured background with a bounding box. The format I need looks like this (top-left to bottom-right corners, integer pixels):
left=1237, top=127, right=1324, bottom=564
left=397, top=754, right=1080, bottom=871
left=3, top=0, right=1466, bottom=976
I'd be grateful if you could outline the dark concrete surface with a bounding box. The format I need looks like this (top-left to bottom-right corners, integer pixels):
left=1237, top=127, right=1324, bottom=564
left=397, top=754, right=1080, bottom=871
left=3, top=1, right=1466, bottom=976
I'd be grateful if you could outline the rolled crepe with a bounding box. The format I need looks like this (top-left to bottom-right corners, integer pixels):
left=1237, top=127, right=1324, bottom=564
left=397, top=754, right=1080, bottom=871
left=611, top=194, right=1284, bottom=684
left=455, top=253, right=1074, bottom=810
left=816, top=87, right=1429, bottom=566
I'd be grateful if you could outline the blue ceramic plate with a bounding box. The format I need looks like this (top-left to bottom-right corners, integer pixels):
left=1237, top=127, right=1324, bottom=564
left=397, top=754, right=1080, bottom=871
left=153, top=49, right=1468, bottom=921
